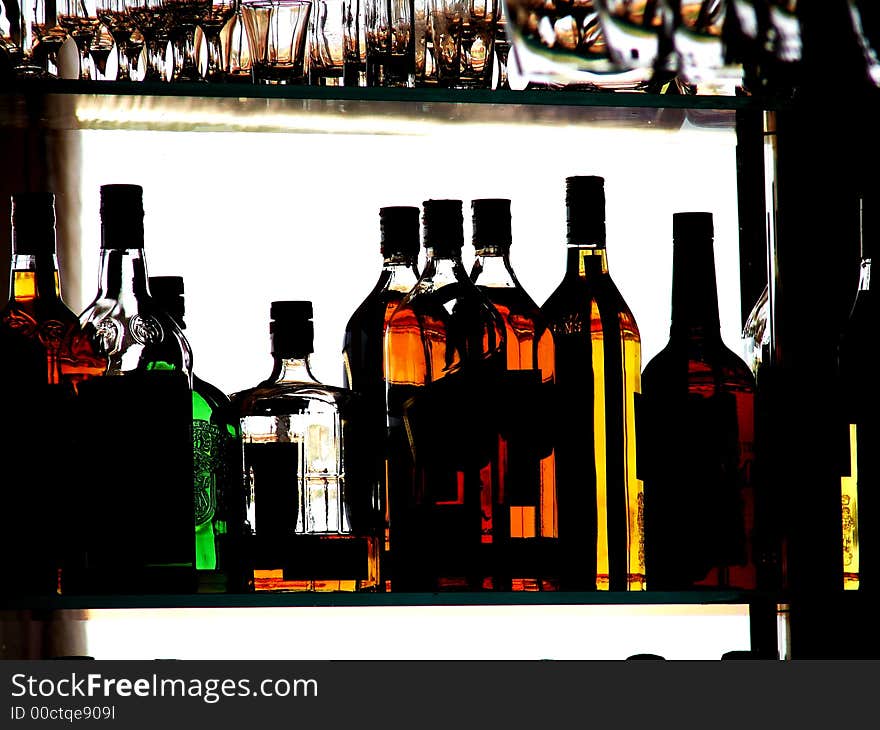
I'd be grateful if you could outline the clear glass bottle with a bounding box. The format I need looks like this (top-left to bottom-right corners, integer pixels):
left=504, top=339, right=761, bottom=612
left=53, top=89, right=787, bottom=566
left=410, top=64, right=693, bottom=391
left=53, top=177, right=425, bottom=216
left=231, top=300, right=379, bottom=592
left=469, top=197, right=559, bottom=591
left=640, top=212, right=757, bottom=591
left=342, top=205, right=420, bottom=590
left=64, top=183, right=195, bottom=595
left=150, top=275, right=249, bottom=593
left=540, top=176, right=644, bottom=591
left=383, top=199, right=506, bottom=591
left=0, top=192, right=90, bottom=596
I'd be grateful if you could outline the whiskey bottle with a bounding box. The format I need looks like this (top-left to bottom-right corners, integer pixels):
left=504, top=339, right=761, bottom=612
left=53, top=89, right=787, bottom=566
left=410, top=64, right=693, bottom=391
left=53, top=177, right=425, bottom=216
left=150, top=275, right=249, bottom=593
left=0, top=192, right=84, bottom=596
left=383, top=199, right=506, bottom=591
left=342, top=205, right=420, bottom=590
left=540, top=176, right=644, bottom=591
left=64, top=183, right=195, bottom=595
left=469, top=198, right=559, bottom=591
left=231, top=300, right=379, bottom=592
left=640, top=212, right=757, bottom=591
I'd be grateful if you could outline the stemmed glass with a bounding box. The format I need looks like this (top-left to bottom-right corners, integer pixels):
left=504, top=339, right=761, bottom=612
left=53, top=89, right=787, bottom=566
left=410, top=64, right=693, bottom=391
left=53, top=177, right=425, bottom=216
left=493, top=0, right=510, bottom=89
left=96, top=0, right=137, bottom=79
left=127, top=0, right=173, bottom=81
left=3, top=0, right=51, bottom=76
left=31, top=0, right=70, bottom=76
left=58, top=0, right=103, bottom=79
left=165, top=0, right=210, bottom=81
left=88, top=21, right=116, bottom=78
left=200, top=0, right=238, bottom=81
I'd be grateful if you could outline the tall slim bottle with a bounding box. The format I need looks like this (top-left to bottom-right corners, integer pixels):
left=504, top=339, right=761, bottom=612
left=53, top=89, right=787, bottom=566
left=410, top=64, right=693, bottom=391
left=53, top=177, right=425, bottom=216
left=469, top=198, right=559, bottom=591
left=640, top=212, right=757, bottom=591
left=64, top=183, right=195, bottom=594
left=150, top=275, right=248, bottom=593
left=231, top=301, right=379, bottom=592
left=0, top=192, right=96, bottom=595
left=540, top=176, right=644, bottom=591
left=838, top=193, right=877, bottom=592
left=342, top=205, right=420, bottom=590
left=384, top=199, right=506, bottom=591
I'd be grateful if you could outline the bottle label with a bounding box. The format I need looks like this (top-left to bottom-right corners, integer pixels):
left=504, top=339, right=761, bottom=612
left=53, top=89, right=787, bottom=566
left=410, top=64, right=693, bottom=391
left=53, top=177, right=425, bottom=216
left=193, top=420, right=225, bottom=526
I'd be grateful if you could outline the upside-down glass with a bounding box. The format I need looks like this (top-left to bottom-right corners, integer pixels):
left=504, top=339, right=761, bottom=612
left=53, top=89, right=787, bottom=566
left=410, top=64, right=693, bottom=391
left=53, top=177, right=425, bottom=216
left=500, top=0, right=671, bottom=90
left=241, top=0, right=311, bottom=83
left=364, top=0, right=414, bottom=86
left=127, top=0, right=172, bottom=81
left=96, top=0, right=137, bottom=78
left=430, top=0, right=498, bottom=88
left=309, top=0, right=344, bottom=84
left=202, top=0, right=237, bottom=81
left=166, top=0, right=210, bottom=81
left=31, top=0, right=69, bottom=76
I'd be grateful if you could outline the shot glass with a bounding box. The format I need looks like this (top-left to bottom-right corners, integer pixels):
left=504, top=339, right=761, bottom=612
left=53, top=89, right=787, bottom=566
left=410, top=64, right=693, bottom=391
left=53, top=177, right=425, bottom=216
left=241, top=0, right=311, bottom=83
left=310, top=0, right=345, bottom=84
left=364, top=0, right=414, bottom=87
left=429, top=0, right=498, bottom=89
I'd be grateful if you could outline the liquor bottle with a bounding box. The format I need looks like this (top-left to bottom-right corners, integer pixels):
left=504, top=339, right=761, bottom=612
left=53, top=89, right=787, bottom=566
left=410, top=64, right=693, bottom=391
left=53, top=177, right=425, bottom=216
left=231, top=300, right=379, bottom=592
left=640, top=211, right=757, bottom=591
left=838, top=193, right=877, bottom=592
left=469, top=197, right=559, bottom=591
left=742, top=284, right=770, bottom=378
left=383, top=199, right=506, bottom=591
left=63, top=183, right=195, bottom=594
left=149, top=275, right=248, bottom=593
left=341, top=205, right=420, bottom=590
left=540, top=176, right=644, bottom=591
left=0, top=192, right=88, bottom=595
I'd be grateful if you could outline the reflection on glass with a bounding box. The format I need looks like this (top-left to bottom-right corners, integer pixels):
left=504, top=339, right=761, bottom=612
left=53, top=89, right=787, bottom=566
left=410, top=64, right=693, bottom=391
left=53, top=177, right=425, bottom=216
left=201, top=0, right=237, bottom=81
left=58, top=0, right=102, bottom=79
left=166, top=0, right=209, bottom=81
left=96, top=0, right=137, bottom=78
left=364, top=0, right=414, bottom=86
left=128, top=0, right=172, bottom=81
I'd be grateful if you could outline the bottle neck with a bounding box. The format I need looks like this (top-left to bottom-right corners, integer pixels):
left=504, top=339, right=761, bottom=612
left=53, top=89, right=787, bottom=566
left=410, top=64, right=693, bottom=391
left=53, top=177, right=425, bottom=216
left=382, top=253, right=420, bottom=292
left=8, top=253, right=62, bottom=302
left=670, top=236, right=721, bottom=340
left=423, top=248, right=469, bottom=284
left=270, top=355, right=319, bottom=384
left=472, top=246, right=517, bottom=287
left=95, top=247, right=151, bottom=300
left=566, top=245, right=609, bottom=277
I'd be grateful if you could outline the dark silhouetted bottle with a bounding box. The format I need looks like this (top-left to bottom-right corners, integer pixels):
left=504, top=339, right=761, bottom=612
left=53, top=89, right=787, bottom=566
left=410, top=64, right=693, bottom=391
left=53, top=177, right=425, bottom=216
left=640, top=211, right=757, bottom=591
left=64, top=183, right=195, bottom=594
left=150, top=275, right=249, bottom=593
left=231, top=301, right=379, bottom=592
left=540, top=176, right=644, bottom=591
left=470, top=198, right=559, bottom=591
left=342, top=205, right=420, bottom=590
left=384, top=199, right=506, bottom=591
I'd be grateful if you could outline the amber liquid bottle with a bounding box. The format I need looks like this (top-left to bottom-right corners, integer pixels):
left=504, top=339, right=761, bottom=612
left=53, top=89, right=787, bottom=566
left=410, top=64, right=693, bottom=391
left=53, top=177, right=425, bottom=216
left=838, top=194, right=877, bottom=592
left=0, top=192, right=92, bottom=596
left=384, top=199, right=506, bottom=591
left=540, top=176, right=644, bottom=591
left=470, top=198, right=559, bottom=591
left=640, top=212, right=757, bottom=591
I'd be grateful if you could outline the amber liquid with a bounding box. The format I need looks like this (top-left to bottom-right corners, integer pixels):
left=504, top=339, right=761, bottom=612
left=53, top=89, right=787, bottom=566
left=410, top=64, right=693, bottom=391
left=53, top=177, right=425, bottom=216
left=541, top=248, right=644, bottom=591
left=473, top=277, right=560, bottom=591
left=384, top=260, right=506, bottom=591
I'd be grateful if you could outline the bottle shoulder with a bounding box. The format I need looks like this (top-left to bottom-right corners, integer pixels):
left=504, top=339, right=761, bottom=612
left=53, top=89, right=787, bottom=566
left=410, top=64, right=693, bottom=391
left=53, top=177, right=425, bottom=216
left=231, top=378, right=353, bottom=416
left=642, top=338, right=756, bottom=392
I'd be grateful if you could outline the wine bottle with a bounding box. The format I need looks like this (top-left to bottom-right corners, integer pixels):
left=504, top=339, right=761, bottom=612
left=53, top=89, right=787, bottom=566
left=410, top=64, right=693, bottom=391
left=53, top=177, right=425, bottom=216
left=150, top=275, right=249, bottom=593
left=383, top=199, right=506, bottom=591
left=640, top=211, right=757, bottom=591
left=342, top=205, right=420, bottom=590
left=64, top=183, right=195, bottom=594
left=0, top=192, right=91, bottom=596
left=231, top=301, right=380, bottom=592
left=540, top=176, right=644, bottom=591
left=469, top=197, right=559, bottom=591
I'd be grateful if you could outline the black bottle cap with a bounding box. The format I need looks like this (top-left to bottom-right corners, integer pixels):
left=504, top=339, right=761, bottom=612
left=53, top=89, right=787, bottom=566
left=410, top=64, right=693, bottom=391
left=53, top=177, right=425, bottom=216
left=11, top=191, right=56, bottom=255
left=380, top=206, right=420, bottom=258
left=149, top=275, right=186, bottom=327
left=672, top=211, right=714, bottom=240
left=270, top=300, right=314, bottom=357
left=100, top=183, right=144, bottom=249
left=471, top=198, right=512, bottom=250
left=565, top=175, right=605, bottom=245
left=422, top=199, right=464, bottom=254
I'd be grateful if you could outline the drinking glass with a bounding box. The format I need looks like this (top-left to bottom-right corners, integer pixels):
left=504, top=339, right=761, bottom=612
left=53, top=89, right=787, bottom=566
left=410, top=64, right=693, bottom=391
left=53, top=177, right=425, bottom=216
left=58, top=0, right=103, bottom=79
left=221, top=3, right=251, bottom=81
left=241, top=0, right=311, bottom=84
left=309, top=0, right=344, bottom=84
left=88, top=21, right=116, bottom=78
left=342, top=0, right=366, bottom=85
left=31, top=0, right=69, bottom=76
left=127, top=0, right=172, bottom=81
left=493, top=0, right=509, bottom=88
left=201, top=0, right=237, bottom=81
left=364, top=0, right=414, bottom=86
left=165, top=0, right=210, bottom=81
left=3, top=0, right=51, bottom=76
left=96, top=0, right=137, bottom=78
left=429, top=0, right=498, bottom=88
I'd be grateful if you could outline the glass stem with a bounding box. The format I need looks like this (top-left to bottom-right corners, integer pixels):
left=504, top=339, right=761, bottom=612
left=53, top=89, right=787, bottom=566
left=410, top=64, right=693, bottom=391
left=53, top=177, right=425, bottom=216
left=172, top=27, right=201, bottom=80
left=204, top=30, right=224, bottom=80
left=143, top=37, right=168, bottom=80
